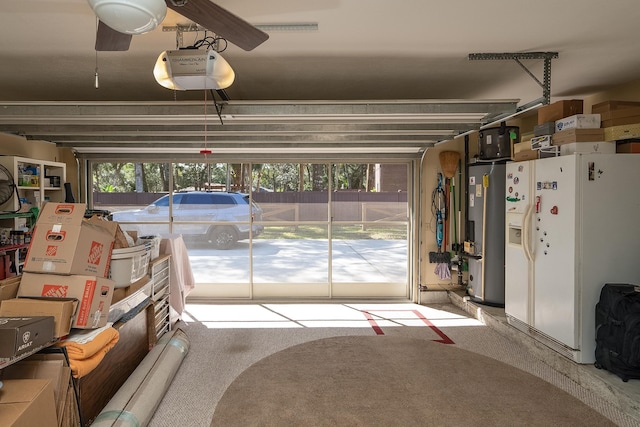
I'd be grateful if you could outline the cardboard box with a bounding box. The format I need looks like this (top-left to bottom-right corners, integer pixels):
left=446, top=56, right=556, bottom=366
left=513, top=140, right=531, bottom=154
left=603, top=123, right=640, bottom=141
left=559, top=141, right=616, bottom=156
left=0, top=298, right=78, bottom=338
left=0, top=379, right=57, bottom=427
left=0, top=316, right=55, bottom=359
left=513, top=149, right=539, bottom=161
left=25, top=351, right=80, bottom=427
left=552, top=128, right=605, bottom=146
left=534, top=121, right=556, bottom=137
left=537, top=99, right=583, bottom=124
left=555, top=114, right=601, bottom=132
left=18, top=273, right=114, bottom=329
left=602, top=116, right=640, bottom=128
left=24, top=202, right=116, bottom=277
left=616, top=141, right=640, bottom=153
left=595, top=104, right=640, bottom=127
left=0, top=277, right=21, bottom=302
left=591, top=100, right=640, bottom=114
left=1, top=360, right=65, bottom=408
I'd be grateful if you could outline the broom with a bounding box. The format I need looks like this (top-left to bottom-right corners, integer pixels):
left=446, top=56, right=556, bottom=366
left=439, top=150, right=460, bottom=249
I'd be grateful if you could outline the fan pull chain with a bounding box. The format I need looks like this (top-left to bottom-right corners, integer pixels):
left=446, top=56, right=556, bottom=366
left=94, top=18, right=100, bottom=89
left=94, top=50, right=100, bottom=89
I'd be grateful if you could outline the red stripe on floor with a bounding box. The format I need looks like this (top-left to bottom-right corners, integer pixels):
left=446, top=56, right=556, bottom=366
left=359, top=309, right=455, bottom=344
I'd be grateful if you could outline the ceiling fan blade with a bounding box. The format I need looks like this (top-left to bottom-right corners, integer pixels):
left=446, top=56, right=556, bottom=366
left=95, top=21, right=133, bottom=52
left=166, top=0, right=269, bottom=51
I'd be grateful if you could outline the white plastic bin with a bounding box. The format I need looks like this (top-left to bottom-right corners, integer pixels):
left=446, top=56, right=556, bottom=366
left=137, top=235, right=162, bottom=260
left=109, top=244, right=150, bottom=288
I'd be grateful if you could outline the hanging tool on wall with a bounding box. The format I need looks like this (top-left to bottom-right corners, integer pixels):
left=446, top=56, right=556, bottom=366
left=430, top=172, right=450, bottom=279
left=439, top=151, right=460, bottom=251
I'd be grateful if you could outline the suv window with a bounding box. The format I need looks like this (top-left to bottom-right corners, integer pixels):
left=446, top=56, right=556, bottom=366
left=208, top=194, right=237, bottom=205
left=180, top=193, right=239, bottom=209
left=153, top=194, right=183, bottom=207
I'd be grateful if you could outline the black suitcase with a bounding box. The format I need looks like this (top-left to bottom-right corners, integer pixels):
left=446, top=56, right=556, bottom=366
left=594, top=283, right=640, bottom=382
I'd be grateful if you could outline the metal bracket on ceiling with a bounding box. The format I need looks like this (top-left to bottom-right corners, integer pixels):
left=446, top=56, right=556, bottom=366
left=468, top=52, right=559, bottom=105
left=163, top=24, right=214, bottom=49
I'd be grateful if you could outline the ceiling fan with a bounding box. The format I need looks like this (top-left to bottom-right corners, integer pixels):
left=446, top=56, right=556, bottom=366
left=87, top=0, right=269, bottom=52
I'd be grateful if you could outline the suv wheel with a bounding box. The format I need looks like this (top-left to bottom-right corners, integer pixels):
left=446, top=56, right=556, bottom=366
left=208, top=226, right=238, bottom=250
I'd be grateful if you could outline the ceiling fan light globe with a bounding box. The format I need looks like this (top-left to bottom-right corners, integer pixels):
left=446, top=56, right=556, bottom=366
left=87, top=0, right=167, bottom=35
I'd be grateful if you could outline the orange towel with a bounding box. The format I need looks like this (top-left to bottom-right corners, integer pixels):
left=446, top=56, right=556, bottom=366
left=56, top=327, right=120, bottom=378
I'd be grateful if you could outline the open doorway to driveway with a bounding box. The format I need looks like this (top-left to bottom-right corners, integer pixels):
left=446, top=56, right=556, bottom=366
left=90, top=160, right=413, bottom=299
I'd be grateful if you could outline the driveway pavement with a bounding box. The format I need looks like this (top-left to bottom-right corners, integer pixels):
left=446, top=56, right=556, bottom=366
left=185, top=239, right=408, bottom=284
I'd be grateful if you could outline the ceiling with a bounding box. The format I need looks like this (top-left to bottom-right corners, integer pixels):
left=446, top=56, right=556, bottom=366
left=1, top=0, right=639, bottom=157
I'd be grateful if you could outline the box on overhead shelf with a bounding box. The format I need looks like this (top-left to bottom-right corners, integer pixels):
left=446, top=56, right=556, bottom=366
left=591, top=100, right=640, bottom=114
left=603, top=123, right=640, bottom=141
left=616, top=141, right=640, bottom=153
left=0, top=316, right=55, bottom=359
left=0, top=379, right=57, bottom=427
left=0, top=298, right=78, bottom=338
left=552, top=128, right=605, bottom=146
left=513, top=149, right=539, bottom=162
left=18, top=272, right=114, bottom=329
left=24, top=202, right=116, bottom=277
left=530, top=135, right=552, bottom=150
left=537, top=99, right=583, bottom=124
left=559, top=141, right=616, bottom=156
left=555, top=114, right=601, bottom=132
left=534, top=122, right=556, bottom=137
left=513, top=140, right=531, bottom=154
left=596, top=106, right=640, bottom=127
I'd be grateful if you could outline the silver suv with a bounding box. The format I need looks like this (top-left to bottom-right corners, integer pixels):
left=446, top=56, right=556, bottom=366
left=110, top=191, right=264, bottom=249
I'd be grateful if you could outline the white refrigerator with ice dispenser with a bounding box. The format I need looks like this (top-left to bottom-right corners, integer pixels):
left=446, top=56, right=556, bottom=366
left=505, top=153, right=640, bottom=364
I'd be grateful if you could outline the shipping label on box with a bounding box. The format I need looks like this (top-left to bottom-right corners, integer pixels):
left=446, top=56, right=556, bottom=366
left=18, top=273, right=114, bottom=329
left=555, top=114, right=601, bottom=132
left=0, top=316, right=55, bottom=359
left=24, top=202, right=116, bottom=277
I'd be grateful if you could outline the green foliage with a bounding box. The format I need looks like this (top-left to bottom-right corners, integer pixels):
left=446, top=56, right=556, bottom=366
left=93, top=161, right=383, bottom=194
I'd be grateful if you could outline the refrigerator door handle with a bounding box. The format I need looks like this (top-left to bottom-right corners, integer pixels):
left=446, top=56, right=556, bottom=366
left=522, top=204, right=534, bottom=262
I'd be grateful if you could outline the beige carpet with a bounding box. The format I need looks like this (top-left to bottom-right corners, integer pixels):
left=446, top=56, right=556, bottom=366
left=211, top=335, right=615, bottom=427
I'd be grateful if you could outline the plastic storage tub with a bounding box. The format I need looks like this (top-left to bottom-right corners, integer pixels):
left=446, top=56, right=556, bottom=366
left=137, top=235, right=162, bottom=260
left=109, top=244, right=150, bottom=288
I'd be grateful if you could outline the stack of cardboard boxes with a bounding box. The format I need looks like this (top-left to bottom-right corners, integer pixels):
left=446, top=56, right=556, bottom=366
left=593, top=100, right=640, bottom=151
left=513, top=99, right=640, bottom=161
left=0, top=202, right=118, bottom=427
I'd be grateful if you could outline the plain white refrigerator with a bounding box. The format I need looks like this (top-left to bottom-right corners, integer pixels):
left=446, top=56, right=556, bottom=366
left=505, top=153, right=640, bottom=364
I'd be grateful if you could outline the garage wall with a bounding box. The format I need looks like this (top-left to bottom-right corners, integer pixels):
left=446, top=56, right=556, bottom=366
left=0, top=134, right=79, bottom=201
left=420, top=77, right=640, bottom=290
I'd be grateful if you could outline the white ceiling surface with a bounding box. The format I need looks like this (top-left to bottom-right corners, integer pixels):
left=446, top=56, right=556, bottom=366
left=1, top=0, right=639, bottom=155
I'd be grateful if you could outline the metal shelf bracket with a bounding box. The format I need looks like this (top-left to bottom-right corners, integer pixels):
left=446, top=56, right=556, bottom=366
left=468, top=52, right=559, bottom=105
